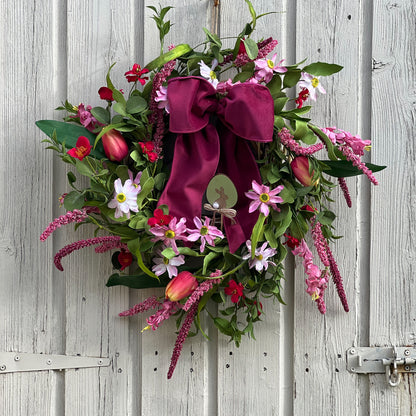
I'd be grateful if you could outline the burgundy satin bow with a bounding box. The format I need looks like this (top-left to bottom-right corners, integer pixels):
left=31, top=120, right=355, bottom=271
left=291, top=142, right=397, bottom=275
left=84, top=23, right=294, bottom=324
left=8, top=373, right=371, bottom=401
left=158, top=76, right=274, bottom=253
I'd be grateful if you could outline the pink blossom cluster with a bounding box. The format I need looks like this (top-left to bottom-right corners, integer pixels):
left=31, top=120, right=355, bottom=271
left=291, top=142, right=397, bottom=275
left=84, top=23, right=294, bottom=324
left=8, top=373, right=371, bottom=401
left=310, top=218, right=330, bottom=267
left=183, top=274, right=222, bottom=311
left=119, top=296, right=161, bottom=317
left=292, top=239, right=329, bottom=313
left=322, top=127, right=371, bottom=156
left=40, top=209, right=88, bottom=241
left=146, top=300, right=180, bottom=331
left=94, top=239, right=128, bottom=253
left=70, top=103, right=103, bottom=132
left=278, top=127, right=324, bottom=156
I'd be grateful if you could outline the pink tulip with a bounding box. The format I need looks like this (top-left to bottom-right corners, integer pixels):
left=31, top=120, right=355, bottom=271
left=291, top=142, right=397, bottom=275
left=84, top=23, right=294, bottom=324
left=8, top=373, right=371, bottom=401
left=165, top=271, right=198, bottom=302
left=102, top=129, right=129, bottom=162
left=290, top=156, right=317, bottom=186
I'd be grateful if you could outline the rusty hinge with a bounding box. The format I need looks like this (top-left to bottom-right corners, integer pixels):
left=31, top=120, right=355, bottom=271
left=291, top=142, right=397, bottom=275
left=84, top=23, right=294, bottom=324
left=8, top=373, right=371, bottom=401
left=347, top=346, right=416, bottom=387
left=0, top=352, right=111, bottom=374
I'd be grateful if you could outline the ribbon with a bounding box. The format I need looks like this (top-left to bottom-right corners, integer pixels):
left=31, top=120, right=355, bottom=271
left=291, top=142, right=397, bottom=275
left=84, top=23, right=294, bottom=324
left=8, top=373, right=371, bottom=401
left=158, top=76, right=274, bottom=252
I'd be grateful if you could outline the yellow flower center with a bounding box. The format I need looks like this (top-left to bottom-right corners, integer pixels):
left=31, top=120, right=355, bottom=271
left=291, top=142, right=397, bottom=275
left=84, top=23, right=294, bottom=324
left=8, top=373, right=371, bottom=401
left=256, top=254, right=264, bottom=261
left=200, top=226, right=209, bottom=236
left=209, top=70, right=217, bottom=80
left=267, top=59, right=274, bottom=69
left=364, top=145, right=372, bottom=152
left=259, top=193, right=270, bottom=203
left=311, top=77, right=319, bottom=88
left=165, top=230, right=176, bottom=239
left=163, top=257, right=169, bottom=265
left=116, top=193, right=126, bottom=203
left=311, top=292, right=320, bottom=301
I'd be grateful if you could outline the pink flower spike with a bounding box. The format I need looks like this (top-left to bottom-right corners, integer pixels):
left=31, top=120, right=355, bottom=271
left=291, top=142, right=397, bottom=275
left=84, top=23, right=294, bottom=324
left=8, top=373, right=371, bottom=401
left=146, top=300, right=179, bottom=331
left=155, top=85, right=170, bottom=113
left=40, top=209, right=88, bottom=241
left=149, top=217, right=188, bottom=255
left=167, top=301, right=199, bottom=379
left=187, top=217, right=224, bottom=253
left=245, top=180, right=284, bottom=217
left=119, top=296, right=161, bottom=317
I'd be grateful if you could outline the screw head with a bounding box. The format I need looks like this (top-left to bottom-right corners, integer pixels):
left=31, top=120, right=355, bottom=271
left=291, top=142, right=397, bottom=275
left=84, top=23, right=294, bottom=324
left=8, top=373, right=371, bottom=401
left=0, top=365, right=6, bottom=371
left=46, top=359, right=52, bottom=365
left=14, top=355, right=20, bottom=361
left=404, top=349, right=411, bottom=356
left=404, top=365, right=410, bottom=371
left=351, top=367, right=356, bottom=372
left=349, top=348, right=356, bottom=355
left=98, top=359, right=103, bottom=365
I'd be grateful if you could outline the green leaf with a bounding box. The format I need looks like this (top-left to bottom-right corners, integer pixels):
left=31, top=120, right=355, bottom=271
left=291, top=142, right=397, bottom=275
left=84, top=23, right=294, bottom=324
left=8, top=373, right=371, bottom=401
left=244, top=0, right=257, bottom=28
left=267, top=75, right=282, bottom=96
left=145, top=44, right=192, bottom=71
left=202, top=252, right=219, bottom=275
left=271, top=205, right=293, bottom=238
left=214, top=317, right=234, bottom=336
left=203, top=27, right=222, bottom=48
left=75, top=159, right=94, bottom=178
left=127, top=239, right=158, bottom=279
left=321, top=160, right=386, bottom=178
left=250, top=213, right=266, bottom=259
left=289, top=213, right=309, bottom=240
left=106, top=273, right=169, bottom=289
left=126, top=95, right=148, bottom=114
left=243, top=38, right=258, bottom=60
left=308, top=124, right=338, bottom=161
left=161, top=246, right=200, bottom=260
left=274, top=97, right=289, bottom=114
left=67, top=171, right=76, bottom=185
left=113, top=102, right=127, bottom=117
left=316, top=210, right=336, bottom=226
left=137, top=177, right=155, bottom=209
left=264, top=226, right=278, bottom=249
left=279, top=180, right=296, bottom=204
left=233, top=71, right=253, bottom=83
left=302, top=62, right=343, bottom=76
left=283, top=70, right=301, bottom=88
left=90, top=107, right=110, bottom=124
left=36, top=120, right=106, bottom=159
left=63, top=191, right=85, bottom=210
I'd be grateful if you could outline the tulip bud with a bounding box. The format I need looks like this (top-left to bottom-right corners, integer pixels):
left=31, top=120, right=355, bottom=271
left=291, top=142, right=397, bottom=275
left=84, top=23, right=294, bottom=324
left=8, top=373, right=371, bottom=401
left=165, top=271, right=198, bottom=302
left=290, top=156, right=318, bottom=187
left=101, top=129, right=129, bottom=162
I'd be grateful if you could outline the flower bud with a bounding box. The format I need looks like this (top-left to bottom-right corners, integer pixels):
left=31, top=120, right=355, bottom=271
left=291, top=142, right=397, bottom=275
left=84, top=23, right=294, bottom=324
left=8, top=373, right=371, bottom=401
left=290, top=156, right=317, bottom=187
left=165, top=271, right=198, bottom=302
left=102, top=129, right=129, bottom=162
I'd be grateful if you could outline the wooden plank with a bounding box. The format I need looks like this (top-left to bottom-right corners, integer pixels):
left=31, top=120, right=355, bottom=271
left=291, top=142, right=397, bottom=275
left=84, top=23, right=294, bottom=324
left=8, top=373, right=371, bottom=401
left=369, top=0, right=416, bottom=413
left=293, top=1, right=367, bottom=415
left=0, top=0, right=66, bottom=414
left=135, top=2, right=216, bottom=415
left=218, top=1, right=285, bottom=414
left=63, top=1, right=135, bottom=415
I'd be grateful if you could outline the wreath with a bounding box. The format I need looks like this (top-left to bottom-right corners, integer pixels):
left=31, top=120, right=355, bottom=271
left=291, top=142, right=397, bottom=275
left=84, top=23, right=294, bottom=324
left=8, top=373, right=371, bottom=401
left=37, top=3, right=385, bottom=378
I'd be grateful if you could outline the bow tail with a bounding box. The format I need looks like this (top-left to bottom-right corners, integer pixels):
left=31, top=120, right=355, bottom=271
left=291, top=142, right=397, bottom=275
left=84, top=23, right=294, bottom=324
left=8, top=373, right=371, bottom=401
left=158, top=126, right=220, bottom=227
left=217, top=128, right=261, bottom=253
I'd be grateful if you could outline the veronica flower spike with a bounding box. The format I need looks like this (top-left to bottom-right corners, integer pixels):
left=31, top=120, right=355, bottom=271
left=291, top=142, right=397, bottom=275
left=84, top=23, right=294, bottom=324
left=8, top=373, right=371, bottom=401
left=107, top=178, right=141, bottom=219
left=245, top=180, right=284, bottom=217
left=242, top=240, right=277, bottom=272
left=298, top=72, right=326, bottom=101
left=198, top=59, right=219, bottom=88
left=187, top=217, right=224, bottom=253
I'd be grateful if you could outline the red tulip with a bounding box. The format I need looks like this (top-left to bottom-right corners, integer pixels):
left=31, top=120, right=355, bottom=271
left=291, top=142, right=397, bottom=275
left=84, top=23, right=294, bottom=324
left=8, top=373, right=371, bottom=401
left=101, top=129, right=128, bottom=162
left=290, top=156, right=317, bottom=186
left=165, top=271, right=198, bottom=302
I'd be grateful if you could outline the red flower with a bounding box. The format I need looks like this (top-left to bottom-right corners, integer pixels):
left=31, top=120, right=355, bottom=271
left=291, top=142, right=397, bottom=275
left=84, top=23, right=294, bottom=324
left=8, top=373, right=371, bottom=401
left=165, top=271, right=198, bottom=302
left=124, top=64, right=149, bottom=84
left=67, top=136, right=92, bottom=161
left=98, top=86, right=114, bottom=101
left=102, top=129, right=129, bottom=162
left=148, top=208, right=173, bottom=227
left=139, top=141, right=158, bottom=163
left=224, top=280, right=244, bottom=303
left=301, top=205, right=316, bottom=213
left=238, top=38, right=246, bottom=55
left=295, top=88, right=309, bottom=109
left=283, top=233, right=300, bottom=249
left=118, top=250, right=133, bottom=271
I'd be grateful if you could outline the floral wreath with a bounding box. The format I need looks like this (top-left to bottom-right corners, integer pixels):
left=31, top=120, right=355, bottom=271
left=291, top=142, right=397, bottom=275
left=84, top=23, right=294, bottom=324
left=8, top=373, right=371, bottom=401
left=37, top=3, right=385, bottom=379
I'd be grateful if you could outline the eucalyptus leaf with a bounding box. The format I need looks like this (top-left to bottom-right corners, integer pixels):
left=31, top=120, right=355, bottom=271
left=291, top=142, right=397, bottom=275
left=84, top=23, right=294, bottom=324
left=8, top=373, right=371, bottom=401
left=126, top=95, right=148, bottom=114
left=90, top=107, right=110, bottom=124
left=243, top=38, right=258, bottom=60
left=63, top=191, right=85, bottom=210
left=302, top=62, right=343, bottom=76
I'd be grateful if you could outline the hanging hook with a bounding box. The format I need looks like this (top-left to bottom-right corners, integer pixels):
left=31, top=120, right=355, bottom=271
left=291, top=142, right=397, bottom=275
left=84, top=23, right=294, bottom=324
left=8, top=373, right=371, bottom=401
left=385, top=346, right=402, bottom=387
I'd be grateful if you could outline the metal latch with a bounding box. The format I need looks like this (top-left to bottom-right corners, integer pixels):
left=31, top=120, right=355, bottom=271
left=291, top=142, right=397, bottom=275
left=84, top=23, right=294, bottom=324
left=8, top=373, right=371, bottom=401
left=0, top=352, right=111, bottom=374
left=347, top=346, right=416, bottom=387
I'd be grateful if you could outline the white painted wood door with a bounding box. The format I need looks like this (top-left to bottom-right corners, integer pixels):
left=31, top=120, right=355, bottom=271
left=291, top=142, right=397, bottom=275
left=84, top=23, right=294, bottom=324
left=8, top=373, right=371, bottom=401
left=0, top=0, right=414, bottom=414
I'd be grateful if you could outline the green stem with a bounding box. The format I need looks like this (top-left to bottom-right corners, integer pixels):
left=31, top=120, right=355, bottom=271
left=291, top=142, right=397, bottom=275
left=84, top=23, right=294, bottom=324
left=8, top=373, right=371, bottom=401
left=195, top=260, right=247, bottom=280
